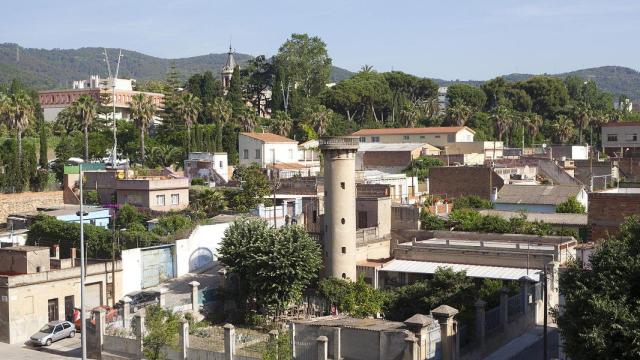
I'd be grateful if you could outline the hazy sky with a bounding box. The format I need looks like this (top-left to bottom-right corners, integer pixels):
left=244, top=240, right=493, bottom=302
left=2, top=0, right=638, bottom=80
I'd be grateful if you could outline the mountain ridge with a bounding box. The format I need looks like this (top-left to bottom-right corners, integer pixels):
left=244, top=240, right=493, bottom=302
left=1, top=43, right=639, bottom=101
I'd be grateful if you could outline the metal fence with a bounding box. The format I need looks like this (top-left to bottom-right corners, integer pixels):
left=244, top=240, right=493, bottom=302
left=457, top=324, right=473, bottom=349
left=507, top=294, right=522, bottom=319
left=485, top=307, right=501, bottom=333
left=294, top=340, right=317, bottom=360
left=235, top=331, right=269, bottom=358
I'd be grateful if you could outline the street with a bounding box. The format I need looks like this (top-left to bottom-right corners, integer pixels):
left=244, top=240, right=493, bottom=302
left=0, top=336, right=81, bottom=359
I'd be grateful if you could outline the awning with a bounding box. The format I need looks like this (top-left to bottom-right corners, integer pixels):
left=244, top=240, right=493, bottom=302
left=378, top=259, right=540, bottom=282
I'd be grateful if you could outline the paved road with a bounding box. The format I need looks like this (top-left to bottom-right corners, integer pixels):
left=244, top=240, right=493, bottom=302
left=516, top=327, right=559, bottom=360
left=484, top=325, right=559, bottom=360
left=0, top=336, right=81, bottom=359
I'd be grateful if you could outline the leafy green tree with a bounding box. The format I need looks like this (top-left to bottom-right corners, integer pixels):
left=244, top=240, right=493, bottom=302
left=453, top=195, right=494, bottom=210
left=515, top=76, right=569, bottom=119
left=151, top=213, right=193, bottom=237
left=403, top=157, right=443, bottom=179
left=556, top=217, right=640, bottom=359
left=146, top=145, right=182, bottom=168
left=229, top=164, right=270, bottom=212
left=27, top=215, right=112, bottom=258
left=269, top=111, right=293, bottom=136
left=420, top=211, right=446, bottom=230
left=129, top=93, right=156, bottom=165
left=1, top=91, right=34, bottom=165
left=218, top=218, right=322, bottom=317
left=446, top=84, right=487, bottom=111
left=116, top=203, right=148, bottom=229
left=226, top=66, right=245, bottom=115
left=319, top=276, right=386, bottom=318
left=190, top=188, right=226, bottom=217
left=556, top=196, right=586, bottom=214
left=274, top=33, right=332, bottom=99
left=241, top=55, right=274, bottom=115
left=143, top=304, right=181, bottom=360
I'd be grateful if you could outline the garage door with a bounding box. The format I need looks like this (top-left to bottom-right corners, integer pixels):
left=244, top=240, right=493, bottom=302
left=85, top=282, right=102, bottom=309
left=142, top=246, right=175, bottom=288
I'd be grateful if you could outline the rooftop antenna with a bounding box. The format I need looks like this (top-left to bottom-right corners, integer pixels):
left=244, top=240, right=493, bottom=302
left=104, top=48, right=123, bottom=167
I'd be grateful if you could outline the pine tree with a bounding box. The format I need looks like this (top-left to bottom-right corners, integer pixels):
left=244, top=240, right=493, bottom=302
left=38, top=116, right=48, bottom=168
left=226, top=66, right=244, bottom=116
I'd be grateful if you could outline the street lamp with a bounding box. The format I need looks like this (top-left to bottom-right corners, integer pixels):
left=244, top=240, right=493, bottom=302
left=68, top=157, right=87, bottom=360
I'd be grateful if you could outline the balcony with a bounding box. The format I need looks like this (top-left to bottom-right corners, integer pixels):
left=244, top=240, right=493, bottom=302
left=318, top=137, right=359, bottom=150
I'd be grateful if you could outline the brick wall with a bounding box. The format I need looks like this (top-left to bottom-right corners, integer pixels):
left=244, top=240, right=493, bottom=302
left=429, top=166, right=504, bottom=200
left=0, top=191, right=64, bottom=224
left=616, top=157, right=640, bottom=181
left=588, top=192, right=640, bottom=241
left=574, top=160, right=613, bottom=190
left=362, top=151, right=413, bottom=168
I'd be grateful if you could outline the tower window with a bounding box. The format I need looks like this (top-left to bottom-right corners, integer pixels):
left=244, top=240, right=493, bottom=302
left=341, top=247, right=346, bottom=254
left=342, top=273, right=346, bottom=279
left=341, top=218, right=345, bottom=224
left=340, top=182, right=345, bottom=189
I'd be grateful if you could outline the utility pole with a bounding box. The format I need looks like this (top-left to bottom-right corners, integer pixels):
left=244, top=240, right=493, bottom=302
left=543, top=264, right=548, bottom=360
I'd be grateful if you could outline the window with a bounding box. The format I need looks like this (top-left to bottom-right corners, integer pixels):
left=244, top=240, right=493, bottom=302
left=171, top=194, right=179, bottom=205
left=403, top=135, right=410, bottom=140
left=156, top=195, right=165, bottom=206
left=420, top=135, right=425, bottom=139
left=340, top=182, right=345, bottom=189
left=359, top=137, right=366, bottom=142
left=607, top=134, right=618, bottom=142
left=243, top=149, right=249, bottom=159
left=371, top=136, right=380, bottom=143
left=62, top=322, right=71, bottom=329
left=341, top=247, right=346, bottom=254
left=54, top=325, right=63, bottom=333
left=288, top=149, right=294, bottom=159
left=435, top=135, right=441, bottom=138
left=219, top=161, right=223, bottom=168
left=255, top=149, right=261, bottom=159
left=625, top=134, right=638, bottom=142
left=341, top=218, right=345, bottom=224
left=312, top=210, right=317, bottom=223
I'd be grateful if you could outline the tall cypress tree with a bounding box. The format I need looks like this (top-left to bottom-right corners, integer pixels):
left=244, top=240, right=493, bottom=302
left=215, top=124, right=223, bottom=153
left=226, top=66, right=244, bottom=116
left=223, top=123, right=239, bottom=165
left=38, top=117, right=48, bottom=168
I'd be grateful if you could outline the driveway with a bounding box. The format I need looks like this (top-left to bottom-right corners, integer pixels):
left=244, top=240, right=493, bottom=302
left=0, top=336, right=81, bottom=359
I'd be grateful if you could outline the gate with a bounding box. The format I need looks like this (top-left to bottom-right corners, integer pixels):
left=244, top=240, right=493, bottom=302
left=142, top=245, right=175, bottom=288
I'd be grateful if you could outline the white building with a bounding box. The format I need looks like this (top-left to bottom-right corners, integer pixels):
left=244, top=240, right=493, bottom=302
left=239, top=132, right=299, bottom=167
left=352, top=126, right=475, bottom=147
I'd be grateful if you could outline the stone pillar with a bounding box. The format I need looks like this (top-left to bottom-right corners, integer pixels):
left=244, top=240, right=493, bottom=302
left=224, top=323, right=236, bottom=360
left=474, top=299, right=486, bottom=347
left=189, top=281, right=200, bottom=312
left=122, top=296, right=132, bottom=328
left=178, top=320, right=189, bottom=360
left=133, top=314, right=145, bottom=359
left=71, top=247, right=77, bottom=266
left=90, top=308, right=106, bottom=359
left=432, top=305, right=459, bottom=360
left=316, top=336, right=328, bottom=360
left=269, top=330, right=279, bottom=358
left=499, top=287, right=509, bottom=328
left=218, top=268, right=227, bottom=289
left=548, top=261, right=560, bottom=308
left=158, top=287, right=168, bottom=308
left=403, top=334, right=419, bottom=360
left=53, top=244, right=60, bottom=259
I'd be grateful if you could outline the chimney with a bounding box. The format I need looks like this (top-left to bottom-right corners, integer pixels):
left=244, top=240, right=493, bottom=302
left=71, top=247, right=77, bottom=267
left=53, top=245, right=60, bottom=259
left=491, top=187, right=498, bottom=202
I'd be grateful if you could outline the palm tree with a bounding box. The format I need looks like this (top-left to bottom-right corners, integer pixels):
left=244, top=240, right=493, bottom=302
left=400, top=105, right=420, bottom=128
left=174, top=93, right=202, bottom=153
left=522, top=112, right=543, bottom=145
left=237, top=107, right=257, bottom=132
left=206, top=97, right=233, bottom=125
left=269, top=111, right=292, bottom=136
left=1, top=92, right=34, bottom=163
left=552, top=115, right=574, bottom=144
left=360, top=64, right=374, bottom=73
left=146, top=145, right=181, bottom=168
left=422, top=97, right=441, bottom=120
left=445, top=103, right=472, bottom=126
left=571, top=102, right=591, bottom=144
left=491, top=105, right=512, bottom=142
left=72, top=95, right=98, bottom=161
left=309, top=106, right=333, bottom=136
left=129, top=93, right=156, bottom=165
left=192, top=188, right=227, bottom=217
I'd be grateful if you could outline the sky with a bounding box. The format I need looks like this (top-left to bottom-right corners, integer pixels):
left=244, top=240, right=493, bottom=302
left=2, top=0, right=638, bottom=80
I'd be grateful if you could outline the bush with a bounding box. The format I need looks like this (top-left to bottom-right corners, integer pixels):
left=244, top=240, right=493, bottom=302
left=556, top=196, right=586, bottom=214
left=453, top=195, right=493, bottom=210
left=319, top=276, right=386, bottom=318
left=84, top=190, right=101, bottom=205
left=191, top=178, right=205, bottom=186
left=116, top=204, right=148, bottom=229
left=420, top=211, right=446, bottom=230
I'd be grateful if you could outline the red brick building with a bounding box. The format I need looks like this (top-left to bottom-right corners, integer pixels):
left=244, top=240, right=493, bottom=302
left=428, top=166, right=504, bottom=200
left=588, top=188, right=640, bottom=241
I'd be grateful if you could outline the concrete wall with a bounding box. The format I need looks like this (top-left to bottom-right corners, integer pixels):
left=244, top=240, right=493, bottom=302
left=117, top=187, right=189, bottom=212
left=0, top=191, right=63, bottom=224
left=174, top=223, right=230, bottom=277
left=429, top=167, right=504, bottom=200
left=121, top=248, right=142, bottom=295
left=602, top=124, right=640, bottom=151
left=358, top=129, right=474, bottom=147
left=493, top=203, right=557, bottom=214
left=0, top=261, right=122, bottom=344
left=0, top=248, right=50, bottom=275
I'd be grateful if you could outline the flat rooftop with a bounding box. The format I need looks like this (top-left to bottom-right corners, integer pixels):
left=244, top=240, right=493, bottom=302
left=0, top=245, right=49, bottom=252
left=598, top=188, right=640, bottom=194
left=416, top=238, right=556, bottom=251
left=479, top=210, right=588, bottom=226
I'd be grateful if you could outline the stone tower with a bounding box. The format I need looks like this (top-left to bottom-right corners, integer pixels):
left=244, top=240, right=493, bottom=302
left=319, top=136, right=359, bottom=280
left=221, top=45, right=236, bottom=89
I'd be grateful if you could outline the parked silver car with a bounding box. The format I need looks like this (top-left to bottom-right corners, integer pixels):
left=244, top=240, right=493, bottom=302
left=30, top=320, right=76, bottom=346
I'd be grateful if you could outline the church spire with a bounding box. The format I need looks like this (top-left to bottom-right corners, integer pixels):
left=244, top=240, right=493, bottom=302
left=221, top=44, right=236, bottom=89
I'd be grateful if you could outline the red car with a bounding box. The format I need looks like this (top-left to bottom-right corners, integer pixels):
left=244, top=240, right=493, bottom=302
left=73, top=305, right=120, bottom=330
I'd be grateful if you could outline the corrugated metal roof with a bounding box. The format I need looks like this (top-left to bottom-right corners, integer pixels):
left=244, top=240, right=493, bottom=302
left=496, top=184, right=583, bottom=205
left=379, top=259, right=541, bottom=282
left=352, top=126, right=474, bottom=136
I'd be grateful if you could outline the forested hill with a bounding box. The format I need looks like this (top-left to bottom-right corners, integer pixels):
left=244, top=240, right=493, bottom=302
left=438, top=66, right=640, bottom=101
left=0, top=43, right=352, bottom=89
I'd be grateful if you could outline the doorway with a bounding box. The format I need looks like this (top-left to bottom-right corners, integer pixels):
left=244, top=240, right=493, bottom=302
left=48, top=298, right=59, bottom=322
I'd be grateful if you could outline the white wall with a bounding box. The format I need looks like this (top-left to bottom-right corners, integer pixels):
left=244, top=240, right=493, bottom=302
left=239, top=134, right=299, bottom=167
left=455, top=128, right=475, bottom=142
left=175, top=223, right=231, bottom=277
left=212, top=153, right=229, bottom=182
left=121, top=248, right=142, bottom=296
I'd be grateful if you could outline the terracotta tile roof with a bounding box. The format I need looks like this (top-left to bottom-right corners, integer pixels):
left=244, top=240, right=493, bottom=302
left=604, top=121, right=640, bottom=127
left=240, top=132, right=298, bottom=143
left=352, top=126, right=474, bottom=136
